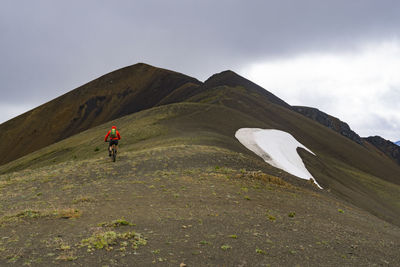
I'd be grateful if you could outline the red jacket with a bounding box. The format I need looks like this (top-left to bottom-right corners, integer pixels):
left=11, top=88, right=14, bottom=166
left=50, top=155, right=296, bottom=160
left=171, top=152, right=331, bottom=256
left=104, top=126, right=121, bottom=141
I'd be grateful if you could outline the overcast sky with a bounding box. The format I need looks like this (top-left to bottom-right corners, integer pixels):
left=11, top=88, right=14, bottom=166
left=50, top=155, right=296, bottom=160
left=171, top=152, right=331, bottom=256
left=1, top=0, right=400, bottom=141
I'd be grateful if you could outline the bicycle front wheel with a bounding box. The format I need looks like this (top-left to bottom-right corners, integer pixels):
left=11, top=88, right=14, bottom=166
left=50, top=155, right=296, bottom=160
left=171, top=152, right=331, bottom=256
left=112, top=147, right=116, bottom=162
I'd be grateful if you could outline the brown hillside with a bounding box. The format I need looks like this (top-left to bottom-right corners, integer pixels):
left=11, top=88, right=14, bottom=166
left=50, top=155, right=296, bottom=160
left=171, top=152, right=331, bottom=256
left=0, top=63, right=201, bottom=165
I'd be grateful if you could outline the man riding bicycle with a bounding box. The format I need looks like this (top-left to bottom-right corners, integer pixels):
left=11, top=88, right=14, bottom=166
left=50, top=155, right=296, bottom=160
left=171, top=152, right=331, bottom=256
left=104, top=126, right=121, bottom=157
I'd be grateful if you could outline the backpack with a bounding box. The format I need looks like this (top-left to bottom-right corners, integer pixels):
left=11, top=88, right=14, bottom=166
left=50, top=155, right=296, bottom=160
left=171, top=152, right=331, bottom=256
left=110, top=128, right=117, bottom=138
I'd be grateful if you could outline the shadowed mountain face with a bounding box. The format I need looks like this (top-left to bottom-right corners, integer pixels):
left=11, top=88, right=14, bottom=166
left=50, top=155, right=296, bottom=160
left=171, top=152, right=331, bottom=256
left=365, top=136, right=400, bottom=166
left=0, top=63, right=201, bottom=165
left=1, top=63, right=400, bottom=227
left=293, top=106, right=363, bottom=145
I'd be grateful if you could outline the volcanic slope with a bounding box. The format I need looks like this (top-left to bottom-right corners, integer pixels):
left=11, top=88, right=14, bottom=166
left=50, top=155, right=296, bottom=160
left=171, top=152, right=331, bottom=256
left=1, top=102, right=399, bottom=266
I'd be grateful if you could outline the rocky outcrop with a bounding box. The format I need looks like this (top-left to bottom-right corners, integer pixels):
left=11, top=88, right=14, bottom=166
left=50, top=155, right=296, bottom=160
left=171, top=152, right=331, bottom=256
left=293, top=106, right=363, bottom=145
left=364, top=136, right=400, bottom=165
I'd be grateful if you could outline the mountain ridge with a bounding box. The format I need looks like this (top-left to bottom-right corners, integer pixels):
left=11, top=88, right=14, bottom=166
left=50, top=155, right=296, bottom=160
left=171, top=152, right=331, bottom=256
left=293, top=105, right=400, bottom=166
left=0, top=64, right=292, bottom=166
left=364, top=136, right=400, bottom=166
left=1, top=63, right=400, bottom=227
left=293, top=106, right=363, bottom=145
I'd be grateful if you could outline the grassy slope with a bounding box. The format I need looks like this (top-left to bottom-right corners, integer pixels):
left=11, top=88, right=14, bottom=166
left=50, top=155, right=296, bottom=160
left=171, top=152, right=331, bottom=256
left=187, top=73, right=400, bottom=185
left=2, top=95, right=400, bottom=226
left=180, top=82, right=400, bottom=226
left=1, top=103, right=399, bottom=266
left=0, top=63, right=201, bottom=166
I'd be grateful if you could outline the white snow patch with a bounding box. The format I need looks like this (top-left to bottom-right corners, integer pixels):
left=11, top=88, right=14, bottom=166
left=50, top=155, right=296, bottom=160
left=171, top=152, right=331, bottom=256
left=235, top=128, right=322, bottom=189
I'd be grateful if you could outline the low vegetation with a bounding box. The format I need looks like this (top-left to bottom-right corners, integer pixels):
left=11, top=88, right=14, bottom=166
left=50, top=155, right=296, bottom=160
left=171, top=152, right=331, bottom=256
left=98, top=219, right=135, bottom=227
left=79, top=230, right=146, bottom=251
left=0, top=208, right=81, bottom=226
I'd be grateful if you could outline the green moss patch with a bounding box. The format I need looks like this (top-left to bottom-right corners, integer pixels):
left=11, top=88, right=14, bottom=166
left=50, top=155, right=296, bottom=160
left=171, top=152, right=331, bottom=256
left=79, top=230, right=146, bottom=252
left=98, top=218, right=135, bottom=227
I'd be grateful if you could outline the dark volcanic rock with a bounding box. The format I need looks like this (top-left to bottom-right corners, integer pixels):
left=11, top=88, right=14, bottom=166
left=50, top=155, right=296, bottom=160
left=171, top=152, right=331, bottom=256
left=293, top=106, right=363, bottom=145
left=365, top=136, right=400, bottom=165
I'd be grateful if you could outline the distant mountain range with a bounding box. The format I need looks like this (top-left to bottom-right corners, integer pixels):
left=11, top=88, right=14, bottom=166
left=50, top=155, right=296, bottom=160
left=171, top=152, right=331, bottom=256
left=293, top=106, right=400, bottom=166
left=0, top=63, right=399, bottom=227
left=396, top=141, right=400, bottom=146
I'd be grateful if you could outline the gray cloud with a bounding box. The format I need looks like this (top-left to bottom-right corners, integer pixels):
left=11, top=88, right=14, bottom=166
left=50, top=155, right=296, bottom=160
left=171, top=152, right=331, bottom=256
left=356, top=112, right=400, bottom=141
left=1, top=0, right=400, bottom=139
left=380, top=86, right=400, bottom=107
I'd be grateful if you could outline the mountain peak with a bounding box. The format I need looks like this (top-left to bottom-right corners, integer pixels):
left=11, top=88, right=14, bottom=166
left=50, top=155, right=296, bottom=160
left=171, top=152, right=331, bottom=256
left=204, top=70, right=240, bottom=87
left=204, top=70, right=291, bottom=109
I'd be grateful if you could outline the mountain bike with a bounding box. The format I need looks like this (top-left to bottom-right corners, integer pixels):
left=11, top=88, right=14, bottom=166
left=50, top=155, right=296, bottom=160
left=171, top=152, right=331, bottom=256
left=107, top=140, right=117, bottom=162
